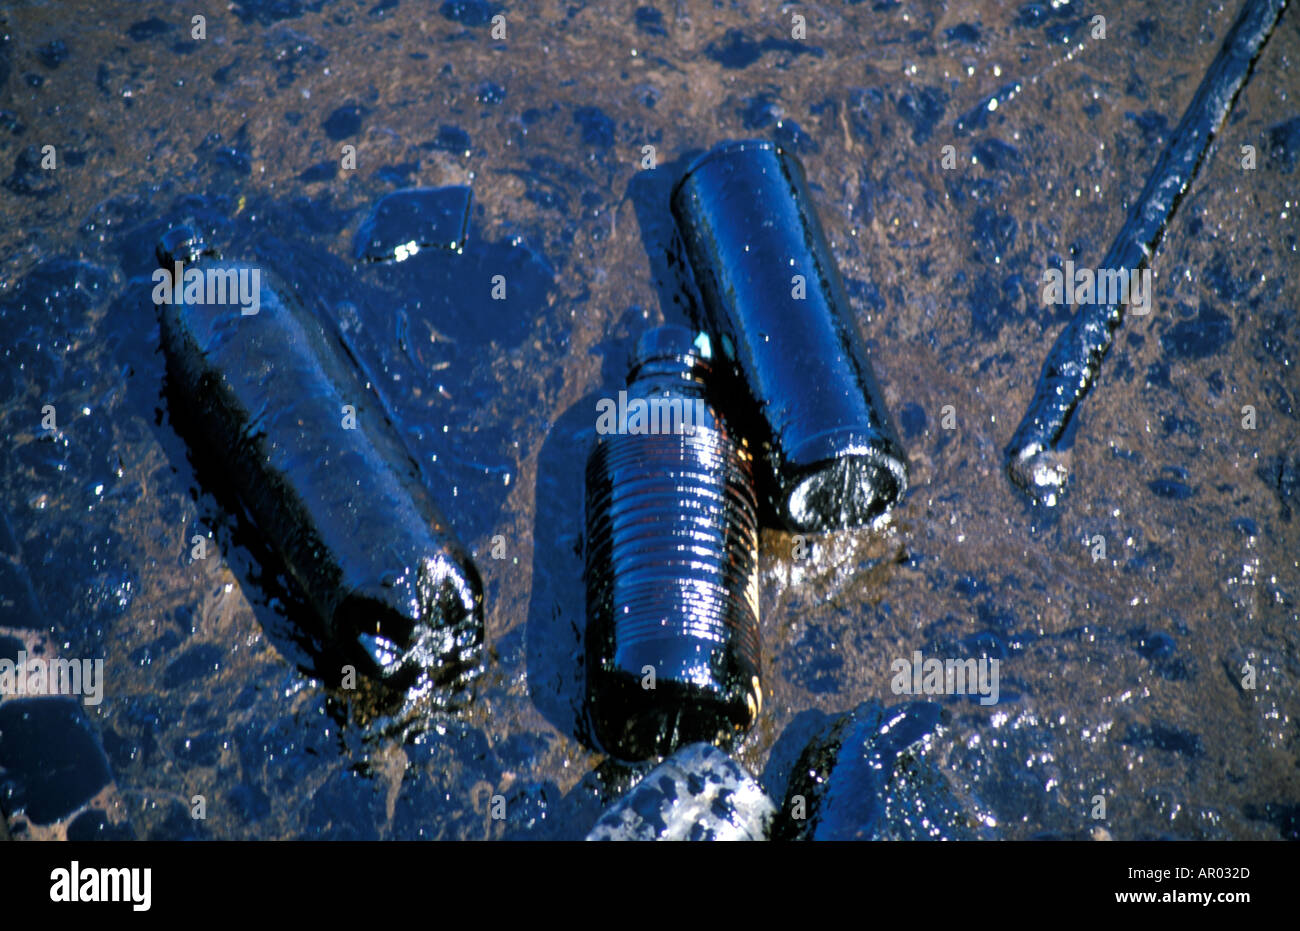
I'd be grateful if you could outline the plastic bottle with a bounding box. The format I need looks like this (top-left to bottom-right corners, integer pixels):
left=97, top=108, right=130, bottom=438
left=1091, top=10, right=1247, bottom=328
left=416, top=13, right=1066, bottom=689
left=672, top=140, right=908, bottom=532
left=155, top=226, right=484, bottom=693
left=584, top=325, right=761, bottom=760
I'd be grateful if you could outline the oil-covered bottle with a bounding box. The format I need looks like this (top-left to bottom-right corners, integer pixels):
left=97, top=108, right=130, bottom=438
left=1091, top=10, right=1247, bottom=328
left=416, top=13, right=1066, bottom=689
left=155, top=225, right=484, bottom=695
left=671, top=139, right=909, bottom=532
left=584, top=325, right=761, bottom=761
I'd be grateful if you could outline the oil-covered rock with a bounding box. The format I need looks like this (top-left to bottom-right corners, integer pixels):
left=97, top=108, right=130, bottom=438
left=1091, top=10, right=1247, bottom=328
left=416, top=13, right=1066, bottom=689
left=586, top=742, right=775, bottom=841
left=775, top=701, right=996, bottom=841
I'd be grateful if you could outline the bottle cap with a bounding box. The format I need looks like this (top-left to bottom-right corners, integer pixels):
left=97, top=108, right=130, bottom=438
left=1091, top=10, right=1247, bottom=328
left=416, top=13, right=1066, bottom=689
left=628, top=325, right=711, bottom=382
left=156, top=225, right=215, bottom=266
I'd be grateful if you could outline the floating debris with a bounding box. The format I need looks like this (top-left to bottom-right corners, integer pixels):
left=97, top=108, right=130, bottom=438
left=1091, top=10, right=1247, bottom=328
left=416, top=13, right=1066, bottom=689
left=156, top=226, right=484, bottom=692
left=585, top=326, right=761, bottom=761
left=586, top=742, right=776, bottom=840
left=672, top=140, right=908, bottom=532
left=1005, top=0, right=1291, bottom=505
left=353, top=186, right=472, bottom=263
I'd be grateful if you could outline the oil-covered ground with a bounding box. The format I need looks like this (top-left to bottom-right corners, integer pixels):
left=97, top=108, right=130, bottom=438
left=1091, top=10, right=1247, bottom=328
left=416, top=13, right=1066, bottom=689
left=1, top=0, right=1297, bottom=840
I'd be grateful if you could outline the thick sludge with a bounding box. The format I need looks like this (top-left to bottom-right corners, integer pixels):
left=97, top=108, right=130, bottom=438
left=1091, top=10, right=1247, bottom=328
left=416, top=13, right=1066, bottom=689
left=0, top=0, right=1295, bottom=844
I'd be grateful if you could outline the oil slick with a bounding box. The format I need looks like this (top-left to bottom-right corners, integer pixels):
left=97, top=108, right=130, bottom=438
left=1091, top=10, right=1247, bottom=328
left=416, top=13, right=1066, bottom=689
left=0, top=627, right=132, bottom=841
left=775, top=701, right=997, bottom=841
left=352, top=186, right=472, bottom=263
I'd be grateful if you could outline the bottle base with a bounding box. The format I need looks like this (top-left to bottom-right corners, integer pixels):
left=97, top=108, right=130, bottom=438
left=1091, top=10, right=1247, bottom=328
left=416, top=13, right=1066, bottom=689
left=587, top=671, right=757, bottom=763
left=785, top=446, right=908, bottom=532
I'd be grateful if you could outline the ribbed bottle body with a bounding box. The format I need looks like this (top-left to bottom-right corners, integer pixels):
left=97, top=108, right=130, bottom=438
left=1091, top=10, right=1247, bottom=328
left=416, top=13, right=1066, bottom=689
left=584, top=327, right=761, bottom=761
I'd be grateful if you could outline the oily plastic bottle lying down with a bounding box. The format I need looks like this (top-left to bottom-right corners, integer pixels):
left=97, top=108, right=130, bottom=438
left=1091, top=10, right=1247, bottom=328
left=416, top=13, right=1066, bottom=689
left=155, top=226, right=484, bottom=694
left=672, top=139, right=909, bottom=532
